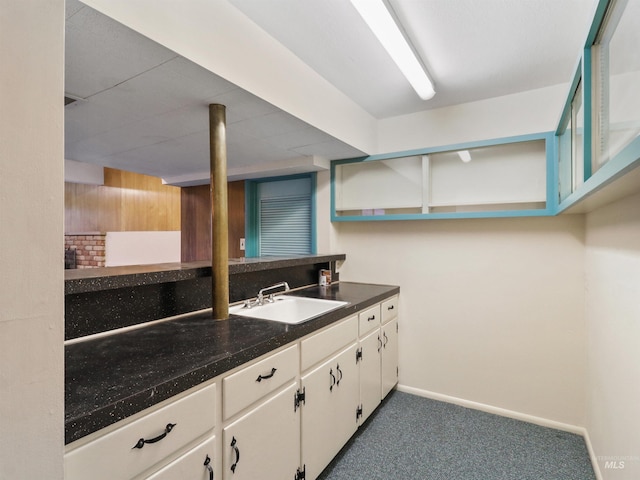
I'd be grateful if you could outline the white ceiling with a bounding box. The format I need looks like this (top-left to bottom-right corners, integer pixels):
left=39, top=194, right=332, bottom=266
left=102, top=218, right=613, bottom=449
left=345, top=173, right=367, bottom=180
left=65, top=0, right=596, bottom=184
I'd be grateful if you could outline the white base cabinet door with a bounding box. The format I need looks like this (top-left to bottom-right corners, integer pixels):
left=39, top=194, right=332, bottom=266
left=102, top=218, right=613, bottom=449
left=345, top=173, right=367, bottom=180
left=301, top=344, right=359, bottom=480
left=145, top=435, right=216, bottom=480
left=381, top=317, right=399, bottom=398
left=358, top=327, right=381, bottom=424
left=222, top=383, right=300, bottom=480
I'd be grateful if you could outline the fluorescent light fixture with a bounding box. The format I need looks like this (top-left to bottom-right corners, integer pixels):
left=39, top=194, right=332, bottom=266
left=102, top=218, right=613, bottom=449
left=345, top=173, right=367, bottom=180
left=351, top=0, right=435, bottom=100
left=458, top=150, right=471, bottom=163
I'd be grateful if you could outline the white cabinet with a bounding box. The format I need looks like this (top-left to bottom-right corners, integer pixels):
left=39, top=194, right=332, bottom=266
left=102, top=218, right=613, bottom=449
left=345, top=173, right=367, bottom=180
left=333, top=136, right=550, bottom=219
left=222, top=344, right=298, bottom=420
left=356, top=296, right=399, bottom=426
left=145, top=435, right=215, bottom=480
left=65, top=382, right=216, bottom=480
left=358, top=327, right=381, bottom=424
left=358, top=304, right=381, bottom=337
left=221, top=344, right=302, bottom=480
left=301, top=343, right=359, bottom=480
left=222, top=383, right=300, bottom=480
left=381, top=297, right=399, bottom=399
left=65, top=293, right=399, bottom=480
left=381, top=316, right=399, bottom=398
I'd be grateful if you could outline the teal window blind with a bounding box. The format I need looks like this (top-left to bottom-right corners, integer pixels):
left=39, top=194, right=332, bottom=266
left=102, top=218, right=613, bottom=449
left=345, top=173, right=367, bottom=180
left=259, top=195, right=311, bottom=255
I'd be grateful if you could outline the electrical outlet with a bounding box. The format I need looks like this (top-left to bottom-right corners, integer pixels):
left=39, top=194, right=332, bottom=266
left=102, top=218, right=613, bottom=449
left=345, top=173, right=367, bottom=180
left=240, top=238, right=245, bottom=251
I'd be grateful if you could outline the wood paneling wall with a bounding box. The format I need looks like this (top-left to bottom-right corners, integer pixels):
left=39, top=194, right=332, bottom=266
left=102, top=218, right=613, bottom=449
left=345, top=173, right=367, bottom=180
left=181, top=181, right=245, bottom=261
left=65, top=168, right=181, bottom=233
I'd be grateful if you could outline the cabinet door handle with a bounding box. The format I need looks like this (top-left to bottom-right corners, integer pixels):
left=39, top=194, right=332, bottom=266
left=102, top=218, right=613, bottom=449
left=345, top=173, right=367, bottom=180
left=132, top=423, right=176, bottom=449
left=387, top=305, right=395, bottom=310
left=256, top=367, right=277, bottom=382
left=368, top=315, right=376, bottom=322
left=383, top=331, right=389, bottom=348
left=329, top=368, right=336, bottom=391
left=204, top=454, right=214, bottom=480
left=336, top=364, right=343, bottom=386
left=230, top=436, right=240, bottom=473
left=378, top=335, right=382, bottom=353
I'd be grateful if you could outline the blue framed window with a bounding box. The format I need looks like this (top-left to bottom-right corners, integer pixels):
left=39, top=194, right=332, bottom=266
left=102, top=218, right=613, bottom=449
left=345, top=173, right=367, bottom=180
left=591, top=0, right=640, bottom=172
left=245, top=174, right=317, bottom=257
left=556, top=0, right=640, bottom=212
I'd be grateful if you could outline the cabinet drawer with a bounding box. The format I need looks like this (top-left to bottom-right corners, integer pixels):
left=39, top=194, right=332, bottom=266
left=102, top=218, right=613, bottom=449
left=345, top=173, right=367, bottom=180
left=381, top=296, right=398, bottom=324
left=301, top=315, right=357, bottom=371
left=358, top=304, right=381, bottom=336
left=65, top=382, right=216, bottom=480
left=145, top=434, right=215, bottom=480
left=223, top=344, right=298, bottom=420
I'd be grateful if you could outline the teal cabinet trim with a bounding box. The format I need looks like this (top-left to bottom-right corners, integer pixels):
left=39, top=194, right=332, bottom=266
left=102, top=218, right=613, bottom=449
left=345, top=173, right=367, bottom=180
left=584, top=0, right=612, bottom=47
left=310, top=172, right=317, bottom=254
left=331, top=132, right=555, bottom=222
left=333, top=132, right=550, bottom=165
left=245, top=181, right=259, bottom=257
left=557, top=136, right=640, bottom=213
left=555, top=59, right=583, bottom=137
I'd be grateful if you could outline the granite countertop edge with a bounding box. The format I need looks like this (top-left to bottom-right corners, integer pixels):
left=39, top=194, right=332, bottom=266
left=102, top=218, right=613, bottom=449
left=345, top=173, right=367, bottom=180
left=65, top=254, right=346, bottom=295
left=65, top=281, right=398, bottom=445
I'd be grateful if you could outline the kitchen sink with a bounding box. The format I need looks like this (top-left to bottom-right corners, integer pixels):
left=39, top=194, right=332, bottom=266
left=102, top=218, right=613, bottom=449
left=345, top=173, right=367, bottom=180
left=229, top=295, right=349, bottom=324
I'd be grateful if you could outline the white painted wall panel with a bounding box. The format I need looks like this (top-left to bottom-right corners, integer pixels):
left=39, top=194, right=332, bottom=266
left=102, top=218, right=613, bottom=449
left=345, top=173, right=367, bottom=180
left=585, top=191, right=640, bottom=479
left=0, top=1, right=65, bottom=478
left=334, top=216, right=586, bottom=427
left=105, top=231, right=181, bottom=267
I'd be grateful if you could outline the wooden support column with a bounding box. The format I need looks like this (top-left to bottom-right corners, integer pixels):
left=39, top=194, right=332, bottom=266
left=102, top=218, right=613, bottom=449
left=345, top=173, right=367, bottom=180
left=210, top=104, right=229, bottom=319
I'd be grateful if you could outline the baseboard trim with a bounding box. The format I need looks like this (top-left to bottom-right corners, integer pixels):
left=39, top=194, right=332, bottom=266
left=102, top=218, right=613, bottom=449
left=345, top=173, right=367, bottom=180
left=582, top=428, right=603, bottom=480
left=395, top=384, right=584, bottom=434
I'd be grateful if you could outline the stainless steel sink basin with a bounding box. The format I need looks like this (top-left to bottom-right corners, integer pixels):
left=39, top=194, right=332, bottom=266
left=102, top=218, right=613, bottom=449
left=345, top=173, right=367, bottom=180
left=229, top=295, right=348, bottom=324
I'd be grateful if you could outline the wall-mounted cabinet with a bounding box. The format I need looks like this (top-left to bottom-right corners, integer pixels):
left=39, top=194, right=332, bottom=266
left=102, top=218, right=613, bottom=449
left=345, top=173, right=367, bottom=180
left=330, top=0, right=640, bottom=222
left=557, top=0, right=640, bottom=213
left=332, top=133, right=554, bottom=221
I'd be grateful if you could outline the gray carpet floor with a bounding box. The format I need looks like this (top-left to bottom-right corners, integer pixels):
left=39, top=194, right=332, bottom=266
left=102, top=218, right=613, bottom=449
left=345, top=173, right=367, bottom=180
left=317, top=390, right=595, bottom=480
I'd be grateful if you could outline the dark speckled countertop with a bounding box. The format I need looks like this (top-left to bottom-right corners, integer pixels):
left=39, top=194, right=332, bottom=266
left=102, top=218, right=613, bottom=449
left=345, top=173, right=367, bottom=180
left=65, top=254, right=346, bottom=295
left=65, top=281, right=398, bottom=445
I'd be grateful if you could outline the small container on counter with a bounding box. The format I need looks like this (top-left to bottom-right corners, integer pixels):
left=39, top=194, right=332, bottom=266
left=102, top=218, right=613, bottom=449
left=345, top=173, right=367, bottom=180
left=319, top=269, right=331, bottom=286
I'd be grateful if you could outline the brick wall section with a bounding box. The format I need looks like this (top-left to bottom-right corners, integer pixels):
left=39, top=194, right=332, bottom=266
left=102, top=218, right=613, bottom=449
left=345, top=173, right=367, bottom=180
left=65, top=234, right=106, bottom=268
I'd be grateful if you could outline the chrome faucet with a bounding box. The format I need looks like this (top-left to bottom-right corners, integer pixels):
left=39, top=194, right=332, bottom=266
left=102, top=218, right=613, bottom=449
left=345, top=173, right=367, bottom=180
left=244, top=282, right=290, bottom=308
left=258, top=282, right=290, bottom=304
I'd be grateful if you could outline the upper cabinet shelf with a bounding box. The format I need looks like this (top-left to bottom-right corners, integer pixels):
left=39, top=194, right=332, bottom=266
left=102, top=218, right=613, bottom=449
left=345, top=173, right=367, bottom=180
left=332, top=0, right=640, bottom=222
left=331, top=133, right=555, bottom=221
left=556, top=0, right=640, bottom=214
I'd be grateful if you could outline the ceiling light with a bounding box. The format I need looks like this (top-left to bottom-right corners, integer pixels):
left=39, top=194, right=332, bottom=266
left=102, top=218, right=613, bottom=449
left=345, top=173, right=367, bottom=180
left=458, top=150, right=472, bottom=163
left=350, top=0, right=435, bottom=100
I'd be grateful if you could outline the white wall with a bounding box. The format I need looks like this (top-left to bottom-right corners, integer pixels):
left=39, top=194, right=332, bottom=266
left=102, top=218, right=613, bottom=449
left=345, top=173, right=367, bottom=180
left=0, top=1, right=64, bottom=478
left=105, top=231, right=181, bottom=267
left=65, top=158, right=104, bottom=185
left=377, top=84, right=569, bottom=154
left=335, top=216, right=586, bottom=427
left=585, top=191, right=640, bottom=479
left=330, top=86, right=588, bottom=428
